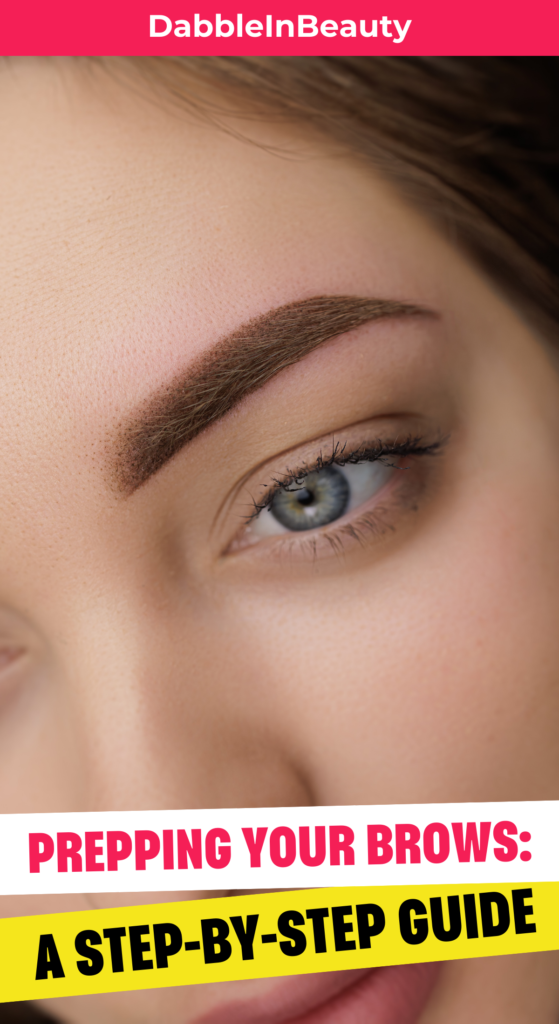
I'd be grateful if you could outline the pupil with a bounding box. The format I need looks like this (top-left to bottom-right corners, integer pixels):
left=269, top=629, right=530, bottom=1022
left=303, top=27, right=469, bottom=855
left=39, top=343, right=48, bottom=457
left=295, top=488, right=314, bottom=507
left=269, top=465, right=350, bottom=532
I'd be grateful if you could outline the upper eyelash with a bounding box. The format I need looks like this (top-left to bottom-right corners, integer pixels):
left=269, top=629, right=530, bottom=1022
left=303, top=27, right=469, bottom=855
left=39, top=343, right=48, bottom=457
left=245, top=435, right=446, bottom=523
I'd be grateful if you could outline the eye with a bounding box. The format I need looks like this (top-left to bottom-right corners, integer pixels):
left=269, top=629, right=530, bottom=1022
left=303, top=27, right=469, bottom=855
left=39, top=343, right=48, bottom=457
left=249, top=460, right=394, bottom=538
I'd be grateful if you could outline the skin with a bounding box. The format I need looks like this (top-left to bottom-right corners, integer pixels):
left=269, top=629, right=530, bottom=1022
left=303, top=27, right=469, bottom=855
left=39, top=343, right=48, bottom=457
left=0, top=58, right=558, bottom=1023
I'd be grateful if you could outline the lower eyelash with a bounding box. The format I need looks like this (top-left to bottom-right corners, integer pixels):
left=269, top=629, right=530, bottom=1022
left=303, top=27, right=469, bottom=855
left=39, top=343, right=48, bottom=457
left=251, top=446, right=435, bottom=562
left=273, top=498, right=398, bottom=561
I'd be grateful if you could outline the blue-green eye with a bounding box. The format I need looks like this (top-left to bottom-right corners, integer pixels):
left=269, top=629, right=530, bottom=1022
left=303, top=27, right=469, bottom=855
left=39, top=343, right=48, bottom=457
left=249, top=459, right=394, bottom=539
left=269, top=466, right=349, bottom=531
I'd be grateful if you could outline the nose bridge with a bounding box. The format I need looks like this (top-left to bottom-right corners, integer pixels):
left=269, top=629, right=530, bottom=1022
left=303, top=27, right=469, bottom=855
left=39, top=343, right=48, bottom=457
left=58, top=597, right=184, bottom=812
left=52, top=591, right=313, bottom=816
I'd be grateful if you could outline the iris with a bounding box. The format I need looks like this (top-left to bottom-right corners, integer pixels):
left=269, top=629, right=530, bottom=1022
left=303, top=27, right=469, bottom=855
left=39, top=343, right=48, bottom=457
left=246, top=456, right=396, bottom=543
left=269, top=466, right=350, bottom=531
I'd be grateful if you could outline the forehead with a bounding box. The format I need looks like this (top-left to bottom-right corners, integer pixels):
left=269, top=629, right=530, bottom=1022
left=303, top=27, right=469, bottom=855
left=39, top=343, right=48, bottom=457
left=0, top=60, right=447, bottom=372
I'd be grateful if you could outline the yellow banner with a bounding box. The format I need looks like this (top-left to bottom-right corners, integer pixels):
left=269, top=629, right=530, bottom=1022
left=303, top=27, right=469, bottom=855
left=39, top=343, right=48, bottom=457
left=1, top=882, right=557, bottom=1003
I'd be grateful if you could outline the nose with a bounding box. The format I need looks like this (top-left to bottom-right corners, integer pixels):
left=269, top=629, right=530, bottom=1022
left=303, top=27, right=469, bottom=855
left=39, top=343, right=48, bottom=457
left=35, top=588, right=314, bottom=911
left=45, top=589, right=313, bottom=819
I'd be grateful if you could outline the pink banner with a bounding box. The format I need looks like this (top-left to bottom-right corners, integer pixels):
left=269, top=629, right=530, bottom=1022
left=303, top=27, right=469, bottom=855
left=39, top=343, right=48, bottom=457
left=2, top=0, right=558, bottom=56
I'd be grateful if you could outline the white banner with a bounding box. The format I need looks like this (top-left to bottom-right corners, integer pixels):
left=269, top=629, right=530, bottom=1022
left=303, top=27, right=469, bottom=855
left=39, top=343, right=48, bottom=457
left=1, top=800, right=556, bottom=895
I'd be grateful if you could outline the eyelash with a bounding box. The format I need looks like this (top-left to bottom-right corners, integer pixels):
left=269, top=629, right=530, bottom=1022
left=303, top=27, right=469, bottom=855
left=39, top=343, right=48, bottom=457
left=246, top=435, right=444, bottom=527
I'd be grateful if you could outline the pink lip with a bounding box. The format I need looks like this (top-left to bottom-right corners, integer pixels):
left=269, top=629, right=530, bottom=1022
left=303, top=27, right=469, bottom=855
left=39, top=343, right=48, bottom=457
left=198, top=962, right=442, bottom=1024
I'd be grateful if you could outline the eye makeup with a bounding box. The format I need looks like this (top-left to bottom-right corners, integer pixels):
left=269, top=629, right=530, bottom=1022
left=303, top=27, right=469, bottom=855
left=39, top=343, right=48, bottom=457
left=225, top=432, right=447, bottom=562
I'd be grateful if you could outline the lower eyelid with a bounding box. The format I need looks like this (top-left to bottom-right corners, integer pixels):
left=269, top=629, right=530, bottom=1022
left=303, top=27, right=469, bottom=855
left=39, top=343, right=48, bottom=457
left=229, top=465, right=399, bottom=554
left=248, top=489, right=395, bottom=558
left=227, top=446, right=437, bottom=561
left=271, top=466, right=422, bottom=557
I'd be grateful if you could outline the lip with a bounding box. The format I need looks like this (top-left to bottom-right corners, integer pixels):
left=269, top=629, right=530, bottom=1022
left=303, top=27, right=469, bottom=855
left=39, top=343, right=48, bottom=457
left=198, top=961, right=442, bottom=1024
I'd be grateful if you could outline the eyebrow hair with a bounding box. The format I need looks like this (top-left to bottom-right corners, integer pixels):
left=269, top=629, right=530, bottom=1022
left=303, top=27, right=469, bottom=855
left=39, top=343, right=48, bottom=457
left=114, top=294, right=428, bottom=492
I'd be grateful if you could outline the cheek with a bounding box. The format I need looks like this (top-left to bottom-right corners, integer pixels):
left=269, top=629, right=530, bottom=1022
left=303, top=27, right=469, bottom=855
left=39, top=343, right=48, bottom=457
left=226, top=480, right=559, bottom=804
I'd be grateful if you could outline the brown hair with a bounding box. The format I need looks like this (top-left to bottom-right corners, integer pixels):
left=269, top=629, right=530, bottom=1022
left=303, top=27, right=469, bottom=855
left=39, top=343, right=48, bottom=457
left=116, top=296, right=423, bottom=491
left=97, top=57, right=559, bottom=341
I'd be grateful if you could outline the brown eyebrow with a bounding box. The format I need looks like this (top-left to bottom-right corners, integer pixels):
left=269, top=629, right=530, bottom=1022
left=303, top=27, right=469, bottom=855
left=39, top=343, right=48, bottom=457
left=114, top=295, right=429, bottom=493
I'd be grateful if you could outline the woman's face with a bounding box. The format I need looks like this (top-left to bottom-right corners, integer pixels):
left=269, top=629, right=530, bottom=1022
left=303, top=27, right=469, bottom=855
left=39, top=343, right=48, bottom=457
left=1, top=59, right=558, bottom=1023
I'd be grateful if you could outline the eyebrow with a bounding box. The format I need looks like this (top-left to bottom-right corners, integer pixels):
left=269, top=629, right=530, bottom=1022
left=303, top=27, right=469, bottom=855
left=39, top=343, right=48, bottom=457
left=114, top=295, right=428, bottom=493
